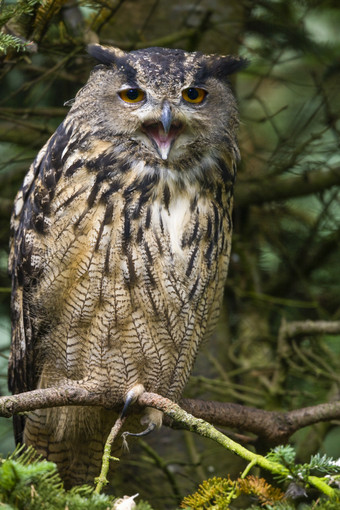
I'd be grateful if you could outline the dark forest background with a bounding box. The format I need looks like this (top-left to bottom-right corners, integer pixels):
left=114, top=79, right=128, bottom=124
left=0, top=1, right=339, bottom=508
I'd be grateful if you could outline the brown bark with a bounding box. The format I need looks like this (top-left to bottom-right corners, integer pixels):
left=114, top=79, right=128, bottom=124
left=235, top=166, right=340, bottom=206
left=1, top=386, right=339, bottom=447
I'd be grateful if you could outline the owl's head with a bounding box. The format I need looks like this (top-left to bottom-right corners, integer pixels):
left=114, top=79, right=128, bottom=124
left=74, top=45, right=247, bottom=165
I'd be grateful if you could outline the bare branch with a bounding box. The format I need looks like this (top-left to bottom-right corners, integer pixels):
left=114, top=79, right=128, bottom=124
left=279, top=320, right=340, bottom=340
left=1, top=386, right=339, bottom=447
left=177, top=398, right=340, bottom=445
left=0, top=386, right=111, bottom=417
left=235, top=166, right=340, bottom=206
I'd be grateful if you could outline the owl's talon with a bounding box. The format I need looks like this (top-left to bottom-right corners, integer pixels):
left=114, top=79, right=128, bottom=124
left=120, top=394, right=134, bottom=419
left=120, top=384, right=145, bottom=418
left=122, top=421, right=156, bottom=439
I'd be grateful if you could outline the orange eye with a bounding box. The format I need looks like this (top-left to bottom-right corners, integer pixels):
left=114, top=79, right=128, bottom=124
left=182, top=87, right=206, bottom=104
left=119, top=88, right=145, bottom=103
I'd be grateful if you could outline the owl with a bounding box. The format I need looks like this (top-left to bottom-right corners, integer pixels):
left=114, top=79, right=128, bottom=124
left=8, top=44, right=246, bottom=487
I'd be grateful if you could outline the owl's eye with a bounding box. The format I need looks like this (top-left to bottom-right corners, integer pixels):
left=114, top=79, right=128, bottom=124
left=182, top=87, right=206, bottom=104
left=119, top=88, right=145, bottom=103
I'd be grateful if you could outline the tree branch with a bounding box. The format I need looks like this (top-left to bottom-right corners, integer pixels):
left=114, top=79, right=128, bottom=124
left=235, top=165, right=340, bottom=206
left=0, top=386, right=109, bottom=417
left=0, top=107, right=68, bottom=117
left=279, top=319, right=340, bottom=339
left=1, top=386, right=339, bottom=447
left=94, top=415, right=126, bottom=494
left=137, top=392, right=336, bottom=498
left=177, top=399, right=340, bottom=445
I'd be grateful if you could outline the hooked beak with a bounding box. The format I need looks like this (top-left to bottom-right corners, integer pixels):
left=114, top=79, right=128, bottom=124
left=142, top=101, right=183, bottom=160
left=160, top=101, right=172, bottom=135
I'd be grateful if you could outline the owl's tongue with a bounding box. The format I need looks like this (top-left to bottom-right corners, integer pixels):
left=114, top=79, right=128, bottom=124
left=143, top=121, right=183, bottom=160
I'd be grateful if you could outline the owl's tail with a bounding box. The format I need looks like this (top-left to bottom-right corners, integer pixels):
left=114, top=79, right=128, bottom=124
left=22, top=403, right=161, bottom=488
left=23, top=407, right=116, bottom=487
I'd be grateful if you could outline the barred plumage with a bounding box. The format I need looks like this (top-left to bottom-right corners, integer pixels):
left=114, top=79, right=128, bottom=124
left=8, top=45, right=246, bottom=486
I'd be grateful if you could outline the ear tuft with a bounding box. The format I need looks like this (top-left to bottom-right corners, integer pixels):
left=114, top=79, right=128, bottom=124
left=210, top=55, right=249, bottom=79
left=87, top=44, right=126, bottom=66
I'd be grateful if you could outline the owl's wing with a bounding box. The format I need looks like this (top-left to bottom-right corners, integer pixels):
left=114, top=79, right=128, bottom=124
left=8, top=172, right=35, bottom=442
left=8, top=134, right=60, bottom=442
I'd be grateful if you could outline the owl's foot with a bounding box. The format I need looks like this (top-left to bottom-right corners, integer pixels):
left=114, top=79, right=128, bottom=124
left=120, top=384, right=145, bottom=418
left=120, top=387, right=163, bottom=447
left=122, top=421, right=156, bottom=439
left=121, top=421, right=156, bottom=452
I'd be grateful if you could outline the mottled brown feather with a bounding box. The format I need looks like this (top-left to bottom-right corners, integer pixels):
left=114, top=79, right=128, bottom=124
left=8, top=45, right=246, bottom=486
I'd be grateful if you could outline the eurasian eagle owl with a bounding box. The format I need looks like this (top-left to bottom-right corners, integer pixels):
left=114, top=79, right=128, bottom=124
left=8, top=44, right=246, bottom=486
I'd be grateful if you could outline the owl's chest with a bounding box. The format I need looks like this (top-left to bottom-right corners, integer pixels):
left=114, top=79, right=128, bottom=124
left=33, top=187, right=202, bottom=308
left=28, top=172, right=230, bottom=386
left=28, top=156, right=231, bottom=333
left=46, top=176, right=203, bottom=270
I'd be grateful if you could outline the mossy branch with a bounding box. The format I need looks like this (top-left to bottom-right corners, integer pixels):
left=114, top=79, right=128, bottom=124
left=138, top=393, right=285, bottom=475
left=0, top=387, right=338, bottom=498
left=1, top=386, right=340, bottom=445
left=137, top=392, right=338, bottom=499
left=94, top=415, right=126, bottom=494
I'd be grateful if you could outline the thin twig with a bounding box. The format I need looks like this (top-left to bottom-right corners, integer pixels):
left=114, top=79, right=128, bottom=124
left=94, top=415, right=126, bottom=494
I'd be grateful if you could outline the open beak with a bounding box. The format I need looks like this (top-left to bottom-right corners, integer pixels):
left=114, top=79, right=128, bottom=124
left=142, top=101, right=183, bottom=160
left=160, top=100, right=172, bottom=135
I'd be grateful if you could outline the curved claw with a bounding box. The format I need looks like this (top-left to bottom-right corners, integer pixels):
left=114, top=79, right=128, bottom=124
left=120, top=384, right=145, bottom=418
left=122, top=421, right=156, bottom=439
left=120, top=393, right=134, bottom=419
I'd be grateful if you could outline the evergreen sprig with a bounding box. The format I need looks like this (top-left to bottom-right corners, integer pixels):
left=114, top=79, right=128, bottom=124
left=180, top=445, right=340, bottom=509
left=0, top=32, right=28, bottom=54
left=266, top=445, right=340, bottom=482
left=0, top=0, right=40, bottom=27
left=309, top=454, right=340, bottom=475
left=180, top=475, right=285, bottom=509
left=180, top=476, right=235, bottom=509
left=0, top=0, right=40, bottom=55
left=0, top=445, right=154, bottom=509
